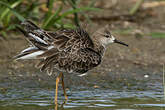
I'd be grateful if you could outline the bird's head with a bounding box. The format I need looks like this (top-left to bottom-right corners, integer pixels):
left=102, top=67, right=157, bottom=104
left=97, top=25, right=128, bottom=47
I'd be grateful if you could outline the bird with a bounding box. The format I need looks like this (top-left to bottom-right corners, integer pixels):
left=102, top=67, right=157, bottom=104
left=14, top=20, right=128, bottom=109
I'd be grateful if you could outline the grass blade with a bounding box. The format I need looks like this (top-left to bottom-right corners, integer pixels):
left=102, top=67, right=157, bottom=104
left=0, top=0, right=22, bottom=20
left=0, top=1, right=25, bottom=22
left=129, top=0, right=144, bottom=15
left=43, top=0, right=56, bottom=27
left=69, top=0, right=80, bottom=26
left=55, top=7, right=100, bottom=21
left=42, top=5, right=63, bottom=29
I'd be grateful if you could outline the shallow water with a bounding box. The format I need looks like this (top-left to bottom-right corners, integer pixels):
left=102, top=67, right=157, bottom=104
left=0, top=84, right=164, bottom=110
left=0, top=68, right=164, bottom=110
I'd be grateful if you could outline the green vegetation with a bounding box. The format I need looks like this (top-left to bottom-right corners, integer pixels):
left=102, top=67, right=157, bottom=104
left=129, top=0, right=144, bottom=15
left=150, top=32, right=165, bottom=38
left=113, top=28, right=134, bottom=35
left=0, top=0, right=99, bottom=38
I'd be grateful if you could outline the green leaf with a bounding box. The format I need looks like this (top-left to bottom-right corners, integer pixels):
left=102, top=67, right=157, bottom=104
left=3, top=12, right=12, bottom=26
left=55, top=20, right=75, bottom=29
left=0, top=0, right=22, bottom=20
left=42, top=5, right=63, bottom=29
left=7, top=24, right=20, bottom=31
left=1, top=31, right=7, bottom=39
left=43, top=0, right=56, bottom=26
left=56, top=7, right=100, bottom=21
left=0, top=1, right=25, bottom=22
left=47, top=0, right=55, bottom=11
left=63, top=23, right=75, bottom=29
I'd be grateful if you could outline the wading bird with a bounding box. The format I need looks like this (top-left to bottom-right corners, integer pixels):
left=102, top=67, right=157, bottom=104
left=15, top=20, right=128, bottom=109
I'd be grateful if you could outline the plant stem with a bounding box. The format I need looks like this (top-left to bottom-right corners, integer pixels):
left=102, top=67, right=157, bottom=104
left=129, top=0, right=144, bottom=15
left=70, top=0, right=80, bottom=27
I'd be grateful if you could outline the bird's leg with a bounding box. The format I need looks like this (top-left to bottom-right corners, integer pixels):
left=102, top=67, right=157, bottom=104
left=55, top=73, right=62, bottom=110
left=61, top=73, right=68, bottom=101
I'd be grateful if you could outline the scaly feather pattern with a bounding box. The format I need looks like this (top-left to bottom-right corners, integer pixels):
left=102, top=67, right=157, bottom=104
left=15, top=20, right=102, bottom=75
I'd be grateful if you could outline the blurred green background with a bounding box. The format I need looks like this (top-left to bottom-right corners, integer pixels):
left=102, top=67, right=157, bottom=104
left=0, top=0, right=100, bottom=38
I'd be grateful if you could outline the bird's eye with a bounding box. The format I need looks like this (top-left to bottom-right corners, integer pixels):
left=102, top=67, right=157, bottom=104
left=104, top=35, right=110, bottom=38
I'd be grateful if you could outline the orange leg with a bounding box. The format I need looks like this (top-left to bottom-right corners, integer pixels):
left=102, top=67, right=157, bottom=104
left=55, top=73, right=62, bottom=110
left=61, top=73, right=68, bottom=101
left=54, top=73, right=68, bottom=110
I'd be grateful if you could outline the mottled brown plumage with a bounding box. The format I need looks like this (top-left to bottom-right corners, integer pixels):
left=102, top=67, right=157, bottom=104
left=15, top=20, right=128, bottom=76
left=15, top=20, right=105, bottom=75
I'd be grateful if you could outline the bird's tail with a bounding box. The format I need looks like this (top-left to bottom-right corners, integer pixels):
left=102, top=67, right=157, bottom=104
left=14, top=20, right=53, bottom=60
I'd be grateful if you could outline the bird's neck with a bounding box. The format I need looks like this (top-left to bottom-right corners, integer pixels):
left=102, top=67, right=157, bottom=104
left=95, top=44, right=105, bottom=57
left=91, top=37, right=106, bottom=57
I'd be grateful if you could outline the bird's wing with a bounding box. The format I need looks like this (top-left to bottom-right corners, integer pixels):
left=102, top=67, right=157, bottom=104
left=36, top=26, right=95, bottom=58
left=41, top=28, right=101, bottom=73
left=33, top=26, right=96, bottom=73
left=57, top=48, right=102, bottom=73
left=16, top=20, right=100, bottom=74
left=49, top=27, right=94, bottom=50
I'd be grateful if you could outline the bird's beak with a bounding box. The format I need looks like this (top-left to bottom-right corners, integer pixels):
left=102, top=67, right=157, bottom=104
left=114, top=39, right=128, bottom=47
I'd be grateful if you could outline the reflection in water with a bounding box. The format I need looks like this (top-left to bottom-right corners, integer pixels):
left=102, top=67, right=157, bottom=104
left=0, top=70, right=163, bottom=110
left=55, top=99, right=66, bottom=110
left=54, top=72, right=68, bottom=110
